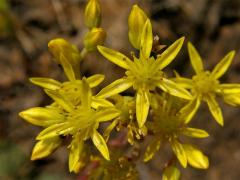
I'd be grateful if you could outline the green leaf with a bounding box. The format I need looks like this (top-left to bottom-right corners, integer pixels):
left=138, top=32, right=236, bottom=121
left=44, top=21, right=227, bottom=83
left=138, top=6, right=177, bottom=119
left=30, top=78, right=61, bottom=90
left=155, top=37, right=185, bottom=70
left=187, top=42, right=204, bottom=74
left=19, top=107, right=64, bottom=127
left=86, top=74, right=105, bottom=87
left=162, top=165, right=181, bottom=180
left=144, top=138, right=161, bottom=162
left=205, top=94, right=223, bottom=126
left=211, top=51, right=235, bottom=79
left=91, top=130, right=110, bottom=160
left=31, top=137, right=62, bottom=160
left=140, top=19, right=153, bottom=59
left=182, top=144, right=209, bottom=169
left=181, top=127, right=209, bottom=138
left=171, top=139, right=187, bottom=168
left=136, top=90, right=150, bottom=128
left=96, top=78, right=133, bottom=98
left=97, top=46, right=130, bottom=69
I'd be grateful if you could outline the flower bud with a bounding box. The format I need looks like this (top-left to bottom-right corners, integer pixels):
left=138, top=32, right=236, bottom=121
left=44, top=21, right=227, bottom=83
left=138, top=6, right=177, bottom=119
left=128, top=5, right=148, bottom=49
left=84, top=0, right=101, bottom=29
left=48, top=38, right=81, bottom=65
left=84, top=27, right=106, bottom=52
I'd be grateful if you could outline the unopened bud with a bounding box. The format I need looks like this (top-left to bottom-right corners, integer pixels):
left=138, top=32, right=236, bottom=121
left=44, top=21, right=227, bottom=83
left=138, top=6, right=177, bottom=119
left=128, top=5, right=148, bottom=49
left=84, top=28, right=106, bottom=52
left=84, top=0, right=101, bottom=29
left=48, top=38, right=80, bottom=65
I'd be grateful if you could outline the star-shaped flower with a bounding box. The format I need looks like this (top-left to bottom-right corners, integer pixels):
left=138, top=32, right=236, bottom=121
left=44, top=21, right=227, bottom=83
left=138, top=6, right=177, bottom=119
left=97, top=17, right=192, bottom=128
left=144, top=94, right=209, bottom=169
left=174, top=42, right=238, bottom=126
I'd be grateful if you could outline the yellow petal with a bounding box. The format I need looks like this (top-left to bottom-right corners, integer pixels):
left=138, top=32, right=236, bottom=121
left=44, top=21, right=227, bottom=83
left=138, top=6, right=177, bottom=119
left=172, top=77, right=193, bottom=89
left=128, top=4, right=148, bottom=49
left=211, top=51, right=235, bottom=79
left=30, top=78, right=61, bottom=90
left=45, top=89, right=74, bottom=112
left=220, top=83, right=240, bottom=94
left=84, top=0, right=101, bottom=29
left=94, top=108, right=120, bottom=122
left=86, top=74, right=105, bottom=88
left=36, top=123, right=71, bottom=140
left=187, top=42, right=204, bottom=74
left=140, top=19, right=153, bottom=59
left=69, top=134, right=84, bottom=173
left=223, top=93, right=240, bottom=107
left=180, top=98, right=200, bottom=123
left=96, top=78, right=133, bottom=98
left=205, top=94, right=223, bottom=126
left=80, top=78, right=92, bottom=109
left=182, top=144, right=209, bottom=169
left=136, top=90, right=150, bottom=128
left=171, top=139, right=187, bottom=168
left=97, top=46, right=129, bottom=69
left=91, top=129, right=110, bottom=160
left=59, top=54, right=76, bottom=81
left=181, top=127, right=209, bottom=138
left=162, top=165, right=181, bottom=180
left=103, top=119, right=118, bottom=141
left=144, top=138, right=161, bottom=162
left=91, top=97, right=114, bottom=109
left=31, top=137, right=62, bottom=160
left=19, top=107, right=64, bottom=127
left=158, top=78, right=192, bottom=100
left=155, top=37, right=185, bottom=70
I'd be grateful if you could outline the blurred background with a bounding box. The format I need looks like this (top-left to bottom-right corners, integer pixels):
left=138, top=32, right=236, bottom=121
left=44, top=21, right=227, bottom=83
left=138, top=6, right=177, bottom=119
left=0, top=0, right=239, bottom=179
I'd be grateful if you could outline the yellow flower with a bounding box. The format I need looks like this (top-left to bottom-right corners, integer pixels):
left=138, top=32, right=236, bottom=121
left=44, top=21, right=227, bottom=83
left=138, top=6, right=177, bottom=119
left=19, top=79, right=120, bottom=172
left=174, top=42, right=237, bottom=126
left=97, top=13, right=192, bottom=128
left=144, top=94, right=209, bottom=169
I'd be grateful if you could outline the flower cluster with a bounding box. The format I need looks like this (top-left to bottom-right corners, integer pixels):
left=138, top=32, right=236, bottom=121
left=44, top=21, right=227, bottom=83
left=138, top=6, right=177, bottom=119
left=19, top=1, right=238, bottom=179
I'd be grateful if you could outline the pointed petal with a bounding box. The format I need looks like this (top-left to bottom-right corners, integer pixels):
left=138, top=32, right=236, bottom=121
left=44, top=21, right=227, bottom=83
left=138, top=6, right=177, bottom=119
left=45, top=89, right=74, bottom=112
left=19, top=107, right=64, bottom=127
left=91, top=130, right=110, bottom=160
left=211, top=51, right=235, bottom=79
left=136, top=91, right=150, bottom=128
left=103, top=119, right=118, bottom=141
left=180, top=98, right=200, bottom=123
left=155, top=37, right=185, bottom=70
left=91, top=97, right=114, bottom=109
left=86, top=74, right=105, bottom=88
left=183, top=144, right=209, bottom=169
left=171, top=139, right=187, bottom=168
left=172, top=77, right=193, bottom=89
left=31, top=137, right=62, bottom=160
left=69, top=134, right=84, bottom=173
left=162, top=165, right=181, bottom=180
left=181, top=127, right=209, bottom=138
left=187, top=42, right=204, bottom=74
left=223, top=93, right=240, bottom=107
left=80, top=78, right=92, bottom=109
left=144, top=138, right=161, bottom=162
left=97, top=46, right=129, bottom=69
left=96, top=78, right=133, bottom=98
left=30, top=78, right=61, bottom=90
left=140, top=19, right=153, bottom=59
left=94, top=108, right=120, bottom=122
left=205, top=94, right=223, bottom=126
left=60, top=54, right=76, bottom=81
left=220, top=83, right=240, bottom=94
left=36, top=123, right=70, bottom=140
left=158, top=78, right=193, bottom=100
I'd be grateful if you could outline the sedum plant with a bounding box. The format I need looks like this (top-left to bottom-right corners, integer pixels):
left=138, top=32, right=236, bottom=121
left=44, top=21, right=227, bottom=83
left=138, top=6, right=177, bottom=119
left=19, top=0, right=238, bottom=179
